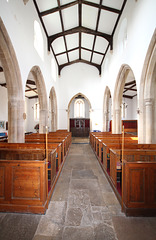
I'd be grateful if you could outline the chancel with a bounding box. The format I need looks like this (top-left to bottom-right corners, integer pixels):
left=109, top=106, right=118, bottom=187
left=0, top=0, right=156, bottom=240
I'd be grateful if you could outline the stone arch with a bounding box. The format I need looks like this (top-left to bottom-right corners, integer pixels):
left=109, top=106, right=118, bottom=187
left=28, top=66, right=48, bottom=133
left=112, top=64, right=136, bottom=134
left=139, top=29, right=156, bottom=143
left=0, top=18, right=24, bottom=142
left=103, top=86, right=112, bottom=132
left=49, top=87, right=57, bottom=132
left=67, top=92, right=92, bottom=132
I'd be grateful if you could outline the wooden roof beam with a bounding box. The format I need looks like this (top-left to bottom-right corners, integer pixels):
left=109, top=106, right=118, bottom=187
left=40, top=1, right=78, bottom=16
left=82, top=0, right=120, bottom=14
left=48, top=26, right=112, bottom=50
left=58, top=59, right=101, bottom=75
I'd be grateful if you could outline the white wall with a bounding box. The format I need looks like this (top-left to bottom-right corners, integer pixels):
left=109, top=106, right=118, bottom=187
left=0, top=0, right=59, bottom=105
left=0, top=0, right=155, bottom=133
left=101, top=0, right=156, bottom=103
left=58, top=63, right=104, bottom=131
left=0, top=86, right=8, bottom=133
left=25, top=97, right=39, bottom=133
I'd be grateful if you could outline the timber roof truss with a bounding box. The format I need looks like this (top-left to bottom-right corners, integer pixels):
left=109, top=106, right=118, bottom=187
left=33, top=0, right=127, bottom=75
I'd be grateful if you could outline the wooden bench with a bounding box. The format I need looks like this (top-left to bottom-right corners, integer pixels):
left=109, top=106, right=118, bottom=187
left=0, top=147, right=56, bottom=214
left=0, top=131, right=72, bottom=214
left=110, top=148, right=156, bottom=189
left=123, top=160, right=156, bottom=216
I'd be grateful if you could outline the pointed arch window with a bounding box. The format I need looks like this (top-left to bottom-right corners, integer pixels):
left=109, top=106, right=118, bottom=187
left=74, top=98, right=85, bottom=118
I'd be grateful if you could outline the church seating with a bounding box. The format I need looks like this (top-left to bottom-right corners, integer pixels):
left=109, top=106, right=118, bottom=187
left=0, top=131, right=72, bottom=214
left=90, top=131, right=156, bottom=216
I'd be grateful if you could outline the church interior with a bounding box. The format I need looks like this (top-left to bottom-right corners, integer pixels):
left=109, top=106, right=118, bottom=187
left=0, top=0, right=156, bottom=239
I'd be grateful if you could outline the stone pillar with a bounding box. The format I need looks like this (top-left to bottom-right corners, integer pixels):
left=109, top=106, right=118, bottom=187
left=103, top=111, right=109, bottom=132
left=17, top=99, right=25, bottom=143
left=39, top=109, right=48, bottom=133
left=115, top=109, right=121, bottom=134
left=145, top=98, right=153, bottom=143
left=8, top=99, right=17, bottom=143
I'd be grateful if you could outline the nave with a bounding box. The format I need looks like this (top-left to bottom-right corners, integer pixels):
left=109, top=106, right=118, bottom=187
left=0, top=139, right=156, bottom=240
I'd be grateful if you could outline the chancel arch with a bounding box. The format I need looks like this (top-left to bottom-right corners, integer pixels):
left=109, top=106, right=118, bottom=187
left=0, top=18, right=24, bottom=143
left=112, top=65, right=138, bottom=134
left=139, top=29, right=156, bottom=143
left=68, top=93, right=92, bottom=137
left=103, top=86, right=112, bottom=132
left=49, top=87, right=57, bottom=132
left=25, top=66, right=48, bottom=134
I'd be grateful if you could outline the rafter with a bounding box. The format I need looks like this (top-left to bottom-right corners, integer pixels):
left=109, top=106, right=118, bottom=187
left=26, top=79, right=36, bottom=85
left=40, top=0, right=78, bottom=17
left=58, top=59, right=101, bottom=75
left=125, top=80, right=136, bottom=86
left=82, top=0, right=120, bottom=14
left=57, top=0, right=69, bottom=62
left=123, top=83, right=136, bottom=93
left=26, top=85, right=38, bottom=94
left=48, top=26, right=112, bottom=51
left=123, top=94, right=133, bottom=99
left=90, top=0, right=102, bottom=62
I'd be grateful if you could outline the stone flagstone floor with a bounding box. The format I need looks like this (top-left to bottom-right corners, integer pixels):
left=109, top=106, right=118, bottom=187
left=0, top=140, right=156, bottom=240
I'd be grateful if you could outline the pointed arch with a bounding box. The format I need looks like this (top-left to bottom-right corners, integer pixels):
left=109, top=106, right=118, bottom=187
left=67, top=92, right=92, bottom=132
left=113, top=64, right=136, bottom=134
left=49, top=87, right=57, bottom=132
left=0, top=18, right=24, bottom=142
left=103, top=86, right=112, bottom=132
left=29, top=66, right=48, bottom=133
left=139, top=29, right=156, bottom=143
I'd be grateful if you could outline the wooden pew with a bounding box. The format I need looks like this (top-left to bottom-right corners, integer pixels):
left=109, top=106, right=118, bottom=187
left=123, top=159, right=156, bottom=216
left=110, top=148, right=156, bottom=189
left=0, top=131, right=72, bottom=214
left=0, top=147, right=56, bottom=214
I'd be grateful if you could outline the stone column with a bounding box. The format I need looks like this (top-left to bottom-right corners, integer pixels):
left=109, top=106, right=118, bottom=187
left=39, top=109, right=48, bottom=133
left=103, top=111, right=109, bottom=132
left=145, top=98, right=153, bottom=143
left=8, top=99, right=17, bottom=143
left=115, top=109, right=121, bottom=134
left=17, top=99, right=25, bottom=143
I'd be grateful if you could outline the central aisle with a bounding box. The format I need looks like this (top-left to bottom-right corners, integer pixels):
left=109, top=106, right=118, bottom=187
left=33, top=142, right=122, bottom=239
left=33, top=141, right=156, bottom=240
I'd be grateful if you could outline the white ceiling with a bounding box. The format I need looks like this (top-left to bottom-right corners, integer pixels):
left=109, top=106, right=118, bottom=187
left=34, top=0, right=127, bottom=74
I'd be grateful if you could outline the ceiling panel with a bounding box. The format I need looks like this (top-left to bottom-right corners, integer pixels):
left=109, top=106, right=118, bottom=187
left=60, top=0, right=76, bottom=5
left=68, top=49, right=79, bottom=61
left=82, top=33, right=94, bottom=50
left=94, top=36, right=108, bottom=53
left=57, top=53, right=68, bottom=65
left=36, top=0, right=58, bottom=12
left=82, top=4, right=98, bottom=30
left=81, top=49, right=92, bottom=62
left=33, top=0, right=127, bottom=75
left=102, top=0, right=124, bottom=10
left=92, top=53, right=103, bottom=64
left=86, top=0, right=100, bottom=4
left=66, top=33, right=79, bottom=50
left=98, top=10, right=118, bottom=34
left=43, top=12, right=62, bottom=35
left=52, top=37, right=66, bottom=54
left=62, top=5, right=78, bottom=30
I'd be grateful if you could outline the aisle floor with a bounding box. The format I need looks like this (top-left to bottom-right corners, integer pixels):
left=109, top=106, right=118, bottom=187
left=0, top=140, right=156, bottom=240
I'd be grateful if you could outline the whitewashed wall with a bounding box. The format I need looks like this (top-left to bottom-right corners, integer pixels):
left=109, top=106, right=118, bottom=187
left=58, top=63, right=103, bottom=131
left=0, top=0, right=155, bottom=132
left=101, top=0, right=156, bottom=104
